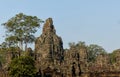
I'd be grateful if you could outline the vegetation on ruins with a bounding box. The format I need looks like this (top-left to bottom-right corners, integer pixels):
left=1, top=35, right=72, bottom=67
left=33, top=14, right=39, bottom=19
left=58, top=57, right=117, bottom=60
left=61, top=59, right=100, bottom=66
left=0, top=44, right=19, bottom=67
left=68, top=41, right=107, bottom=62
left=87, top=44, right=107, bottom=62
left=8, top=56, right=36, bottom=77
left=0, top=13, right=120, bottom=77
left=109, top=49, right=120, bottom=64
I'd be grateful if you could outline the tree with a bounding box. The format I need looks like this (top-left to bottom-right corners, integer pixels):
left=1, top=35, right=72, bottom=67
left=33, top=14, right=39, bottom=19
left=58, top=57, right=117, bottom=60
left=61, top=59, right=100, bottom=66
left=2, top=13, right=44, bottom=50
left=76, top=41, right=86, bottom=47
left=68, top=41, right=86, bottom=49
left=109, top=49, right=120, bottom=64
left=68, top=42, right=76, bottom=48
left=8, top=56, right=36, bottom=77
left=87, top=44, right=107, bottom=62
left=0, top=42, right=9, bottom=48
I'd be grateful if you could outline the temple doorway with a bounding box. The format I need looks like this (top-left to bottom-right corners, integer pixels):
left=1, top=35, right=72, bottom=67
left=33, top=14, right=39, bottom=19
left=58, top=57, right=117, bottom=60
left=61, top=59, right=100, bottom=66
left=43, top=67, right=53, bottom=77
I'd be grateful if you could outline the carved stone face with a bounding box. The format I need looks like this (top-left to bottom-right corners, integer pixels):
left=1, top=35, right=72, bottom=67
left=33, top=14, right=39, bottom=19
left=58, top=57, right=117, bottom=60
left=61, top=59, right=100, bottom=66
left=43, top=18, right=55, bottom=35
left=35, top=18, right=64, bottom=64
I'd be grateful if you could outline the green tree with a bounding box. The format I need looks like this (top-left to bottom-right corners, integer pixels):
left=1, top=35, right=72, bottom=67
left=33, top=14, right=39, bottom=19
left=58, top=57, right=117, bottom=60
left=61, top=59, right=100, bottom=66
left=8, top=56, right=36, bottom=77
left=68, top=42, right=76, bottom=48
left=76, top=41, right=86, bottom=48
left=0, top=42, right=9, bottom=48
left=109, top=49, right=120, bottom=64
left=87, top=44, right=107, bottom=62
left=2, top=13, right=44, bottom=50
left=68, top=41, right=86, bottom=48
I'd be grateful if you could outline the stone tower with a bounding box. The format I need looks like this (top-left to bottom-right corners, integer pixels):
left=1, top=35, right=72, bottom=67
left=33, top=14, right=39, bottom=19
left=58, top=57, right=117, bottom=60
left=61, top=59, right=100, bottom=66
left=35, top=18, right=64, bottom=64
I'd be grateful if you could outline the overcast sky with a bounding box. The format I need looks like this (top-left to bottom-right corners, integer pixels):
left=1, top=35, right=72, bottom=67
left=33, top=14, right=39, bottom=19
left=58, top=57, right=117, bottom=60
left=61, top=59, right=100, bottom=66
left=0, top=0, right=120, bottom=52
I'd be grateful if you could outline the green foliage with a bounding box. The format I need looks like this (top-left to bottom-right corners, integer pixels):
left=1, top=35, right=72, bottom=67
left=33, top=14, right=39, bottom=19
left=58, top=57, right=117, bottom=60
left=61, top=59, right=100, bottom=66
left=68, top=42, right=76, bottom=48
left=69, top=41, right=86, bottom=48
left=68, top=41, right=87, bottom=60
left=76, top=41, right=86, bottom=48
left=109, top=49, right=120, bottom=64
left=8, top=56, right=36, bottom=77
left=109, top=53, right=115, bottom=64
left=0, top=43, right=9, bottom=65
left=2, top=13, right=44, bottom=50
left=0, top=50, right=5, bottom=66
left=0, top=42, right=9, bottom=48
left=5, top=36, right=18, bottom=47
left=0, top=43, right=21, bottom=66
left=87, top=44, right=107, bottom=62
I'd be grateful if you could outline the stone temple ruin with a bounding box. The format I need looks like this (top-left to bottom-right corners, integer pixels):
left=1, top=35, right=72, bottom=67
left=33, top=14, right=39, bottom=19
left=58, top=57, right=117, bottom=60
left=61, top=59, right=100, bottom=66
left=34, top=18, right=120, bottom=77
left=2, top=18, right=120, bottom=77
left=35, top=18, right=88, bottom=77
left=35, top=18, right=64, bottom=77
left=35, top=18, right=64, bottom=62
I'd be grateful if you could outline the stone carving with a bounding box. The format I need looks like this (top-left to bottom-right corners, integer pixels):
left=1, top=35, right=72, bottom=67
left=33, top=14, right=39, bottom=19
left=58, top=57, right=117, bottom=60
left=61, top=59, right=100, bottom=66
left=35, top=18, right=64, bottom=70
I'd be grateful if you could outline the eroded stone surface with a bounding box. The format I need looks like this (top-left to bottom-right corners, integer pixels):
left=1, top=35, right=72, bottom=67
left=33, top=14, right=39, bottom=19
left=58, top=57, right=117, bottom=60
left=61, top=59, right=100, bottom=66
left=35, top=18, right=64, bottom=70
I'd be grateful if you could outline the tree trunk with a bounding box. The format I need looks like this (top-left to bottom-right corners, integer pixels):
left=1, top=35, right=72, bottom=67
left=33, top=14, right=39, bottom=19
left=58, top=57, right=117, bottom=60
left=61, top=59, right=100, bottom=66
left=25, top=42, right=27, bottom=51
left=19, top=41, right=23, bottom=51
